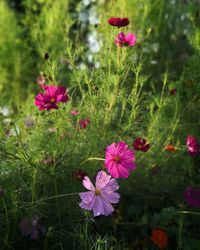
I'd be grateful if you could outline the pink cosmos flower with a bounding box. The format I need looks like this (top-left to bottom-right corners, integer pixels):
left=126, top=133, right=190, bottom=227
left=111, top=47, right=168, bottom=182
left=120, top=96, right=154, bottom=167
left=79, top=118, right=90, bottom=129
left=70, top=111, right=80, bottom=116
left=79, top=171, right=120, bottom=216
left=186, top=135, right=199, bottom=156
left=133, top=137, right=150, bottom=152
left=19, top=215, right=45, bottom=240
left=35, top=85, right=68, bottom=110
left=115, top=32, right=136, bottom=47
left=105, top=141, right=136, bottom=178
left=108, top=17, right=129, bottom=27
left=184, top=187, right=200, bottom=208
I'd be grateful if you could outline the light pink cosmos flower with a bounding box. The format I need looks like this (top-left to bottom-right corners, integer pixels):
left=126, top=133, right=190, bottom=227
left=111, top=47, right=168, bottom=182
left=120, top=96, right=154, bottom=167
left=35, top=85, right=68, bottom=110
left=105, top=141, right=136, bottom=178
left=115, top=32, right=136, bottom=47
left=186, top=135, right=199, bottom=156
left=70, top=111, right=80, bottom=116
left=79, top=171, right=120, bottom=217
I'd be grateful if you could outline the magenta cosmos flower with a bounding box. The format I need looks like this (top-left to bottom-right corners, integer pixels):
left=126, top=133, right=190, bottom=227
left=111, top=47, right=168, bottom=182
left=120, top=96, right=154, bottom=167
left=105, top=141, right=136, bottom=178
left=186, top=135, right=199, bottom=156
left=184, top=187, right=200, bottom=208
left=35, top=85, right=68, bottom=110
left=133, top=137, right=150, bottom=152
left=79, top=171, right=120, bottom=216
left=79, top=118, right=90, bottom=129
left=108, top=17, right=129, bottom=27
left=115, top=32, right=136, bottom=47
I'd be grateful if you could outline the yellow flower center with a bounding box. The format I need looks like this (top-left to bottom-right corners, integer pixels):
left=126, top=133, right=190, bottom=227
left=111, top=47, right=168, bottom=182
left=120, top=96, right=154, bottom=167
left=114, top=155, right=121, bottom=163
left=95, top=189, right=101, bottom=195
left=50, top=98, right=55, bottom=103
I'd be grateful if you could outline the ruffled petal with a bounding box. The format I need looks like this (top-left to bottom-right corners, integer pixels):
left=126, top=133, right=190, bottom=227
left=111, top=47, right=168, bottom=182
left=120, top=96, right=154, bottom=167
left=95, top=171, right=111, bottom=189
left=44, top=85, right=57, bottom=97
left=93, top=196, right=114, bottom=216
left=79, top=192, right=96, bottom=211
left=101, top=191, right=120, bottom=204
left=102, top=178, right=119, bottom=192
left=79, top=191, right=95, bottom=204
left=125, top=33, right=136, bottom=46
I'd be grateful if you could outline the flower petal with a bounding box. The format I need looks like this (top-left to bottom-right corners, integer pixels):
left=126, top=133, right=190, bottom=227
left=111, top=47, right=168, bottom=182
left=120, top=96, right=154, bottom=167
left=82, top=176, right=95, bottom=191
left=95, top=171, right=111, bottom=189
left=93, top=196, right=114, bottom=216
left=101, top=191, right=120, bottom=204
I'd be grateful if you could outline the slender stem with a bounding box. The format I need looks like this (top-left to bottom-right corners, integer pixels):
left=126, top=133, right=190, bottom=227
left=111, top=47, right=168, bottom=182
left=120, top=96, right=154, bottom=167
left=81, top=157, right=105, bottom=165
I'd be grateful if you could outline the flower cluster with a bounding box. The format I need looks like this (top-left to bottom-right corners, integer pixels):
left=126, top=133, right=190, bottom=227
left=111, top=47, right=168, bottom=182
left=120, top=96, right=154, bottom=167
left=79, top=141, right=136, bottom=216
left=108, top=17, right=136, bottom=48
left=29, top=15, right=199, bottom=250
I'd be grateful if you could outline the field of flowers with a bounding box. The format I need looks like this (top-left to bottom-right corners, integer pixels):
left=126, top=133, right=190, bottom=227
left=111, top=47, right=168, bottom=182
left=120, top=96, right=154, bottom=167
left=0, top=0, right=200, bottom=249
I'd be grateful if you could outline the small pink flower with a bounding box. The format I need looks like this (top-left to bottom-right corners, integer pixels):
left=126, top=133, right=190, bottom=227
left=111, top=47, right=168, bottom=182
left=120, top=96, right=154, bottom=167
left=184, top=187, right=200, bottom=208
left=35, top=85, right=68, bottom=110
left=79, top=118, right=90, bottom=129
left=19, top=215, right=45, bottom=240
left=73, top=169, right=87, bottom=181
left=79, top=171, right=120, bottom=216
left=186, top=135, right=199, bottom=156
left=133, top=137, right=150, bottom=152
left=115, top=32, right=136, bottom=47
left=70, top=111, right=80, bottom=116
left=105, top=141, right=136, bottom=178
left=108, top=17, right=129, bottom=27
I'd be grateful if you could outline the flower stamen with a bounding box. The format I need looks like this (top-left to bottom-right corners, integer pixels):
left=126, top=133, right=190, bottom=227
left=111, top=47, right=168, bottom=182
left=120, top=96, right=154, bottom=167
left=113, top=155, right=121, bottom=163
left=95, top=189, right=101, bottom=195
left=50, top=98, right=56, bottom=103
